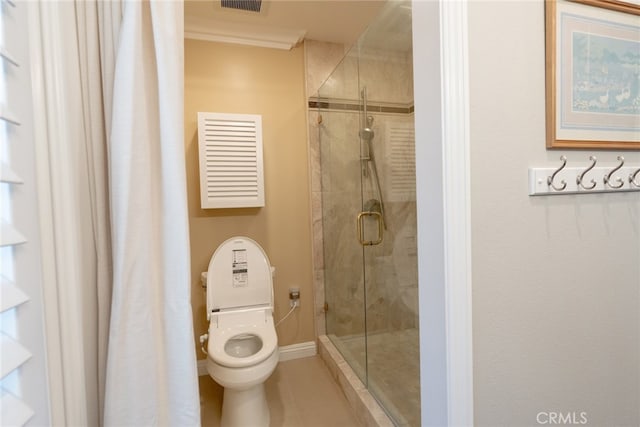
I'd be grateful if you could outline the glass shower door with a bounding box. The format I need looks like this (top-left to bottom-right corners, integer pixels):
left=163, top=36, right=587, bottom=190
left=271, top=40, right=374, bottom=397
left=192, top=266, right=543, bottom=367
left=356, top=89, right=420, bottom=426
left=357, top=1, right=421, bottom=425
left=318, top=1, right=420, bottom=424
left=318, top=48, right=369, bottom=385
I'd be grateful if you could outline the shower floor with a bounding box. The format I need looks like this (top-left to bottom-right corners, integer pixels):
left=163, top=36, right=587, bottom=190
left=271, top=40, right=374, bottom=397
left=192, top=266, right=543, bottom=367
left=330, top=328, right=420, bottom=427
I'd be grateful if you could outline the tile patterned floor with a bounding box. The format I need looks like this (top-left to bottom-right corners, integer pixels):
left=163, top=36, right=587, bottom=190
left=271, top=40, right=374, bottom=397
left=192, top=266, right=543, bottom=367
left=200, top=355, right=362, bottom=427
left=335, top=328, right=421, bottom=427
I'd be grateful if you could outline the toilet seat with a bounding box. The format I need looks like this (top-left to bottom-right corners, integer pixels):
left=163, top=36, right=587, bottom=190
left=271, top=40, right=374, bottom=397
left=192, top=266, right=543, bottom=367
left=208, top=308, right=277, bottom=369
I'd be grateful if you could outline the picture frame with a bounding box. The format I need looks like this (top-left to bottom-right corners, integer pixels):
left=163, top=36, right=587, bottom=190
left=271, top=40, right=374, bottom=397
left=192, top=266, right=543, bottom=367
left=545, top=0, right=640, bottom=149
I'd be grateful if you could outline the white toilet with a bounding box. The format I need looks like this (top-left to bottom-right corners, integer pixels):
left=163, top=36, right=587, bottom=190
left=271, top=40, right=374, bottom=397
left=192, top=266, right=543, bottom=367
left=205, top=236, right=279, bottom=427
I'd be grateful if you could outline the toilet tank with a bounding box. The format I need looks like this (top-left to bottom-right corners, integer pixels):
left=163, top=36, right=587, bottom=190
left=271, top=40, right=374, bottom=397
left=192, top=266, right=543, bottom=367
left=207, top=236, right=273, bottom=312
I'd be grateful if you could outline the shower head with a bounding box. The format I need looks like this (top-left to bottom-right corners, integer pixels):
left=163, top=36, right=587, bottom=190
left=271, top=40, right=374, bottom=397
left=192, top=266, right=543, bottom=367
left=360, top=116, right=375, bottom=141
left=360, top=127, right=375, bottom=141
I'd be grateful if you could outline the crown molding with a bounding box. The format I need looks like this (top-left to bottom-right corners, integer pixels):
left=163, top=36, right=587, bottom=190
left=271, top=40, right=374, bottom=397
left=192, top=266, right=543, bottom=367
left=184, top=16, right=306, bottom=50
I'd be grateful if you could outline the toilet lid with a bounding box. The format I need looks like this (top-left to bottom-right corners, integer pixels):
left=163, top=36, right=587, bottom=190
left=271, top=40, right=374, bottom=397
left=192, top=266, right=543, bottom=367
left=207, top=236, right=273, bottom=312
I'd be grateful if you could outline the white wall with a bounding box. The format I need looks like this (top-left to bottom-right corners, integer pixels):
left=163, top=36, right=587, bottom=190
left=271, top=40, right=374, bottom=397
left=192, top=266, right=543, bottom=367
left=469, top=2, right=640, bottom=425
left=412, top=0, right=448, bottom=423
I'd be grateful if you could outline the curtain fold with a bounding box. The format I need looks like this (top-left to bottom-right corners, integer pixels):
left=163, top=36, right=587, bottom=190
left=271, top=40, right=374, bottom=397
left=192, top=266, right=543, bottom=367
left=103, top=1, right=200, bottom=425
left=74, top=2, right=121, bottom=421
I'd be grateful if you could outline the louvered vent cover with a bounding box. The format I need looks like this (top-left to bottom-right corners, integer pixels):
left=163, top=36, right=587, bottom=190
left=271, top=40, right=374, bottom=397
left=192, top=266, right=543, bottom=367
left=198, top=112, right=265, bottom=208
left=385, top=122, right=416, bottom=202
left=221, top=0, right=262, bottom=12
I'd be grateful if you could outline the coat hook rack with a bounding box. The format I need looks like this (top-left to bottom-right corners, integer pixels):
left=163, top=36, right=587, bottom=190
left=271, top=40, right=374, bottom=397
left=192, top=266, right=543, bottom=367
left=529, top=156, right=640, bottom=196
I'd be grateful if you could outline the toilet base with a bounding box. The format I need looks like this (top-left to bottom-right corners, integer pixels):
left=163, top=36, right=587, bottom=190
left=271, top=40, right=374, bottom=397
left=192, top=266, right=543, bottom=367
left=221, top=383, right=270, bottom=427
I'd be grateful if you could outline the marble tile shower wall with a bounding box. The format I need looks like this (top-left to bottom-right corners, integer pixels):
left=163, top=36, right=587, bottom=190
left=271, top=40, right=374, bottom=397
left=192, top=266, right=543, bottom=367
left=358, top=49, right=414, bottom=105
left=320, top=110, right=365, bottom=338
left=306, top=41, right=417, bottom=339
left=321, top=111, right=418, bottom=338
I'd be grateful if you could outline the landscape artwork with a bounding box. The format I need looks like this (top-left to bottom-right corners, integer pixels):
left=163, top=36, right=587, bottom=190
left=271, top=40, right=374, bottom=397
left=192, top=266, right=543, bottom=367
left=546, top=0, right=640, bottom=149
left=571, top=32, right=639, bottom=116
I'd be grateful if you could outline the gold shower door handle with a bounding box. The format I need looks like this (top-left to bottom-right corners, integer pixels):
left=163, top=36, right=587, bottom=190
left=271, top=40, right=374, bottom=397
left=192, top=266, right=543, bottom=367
left=357, top=211, right=383, bottom=246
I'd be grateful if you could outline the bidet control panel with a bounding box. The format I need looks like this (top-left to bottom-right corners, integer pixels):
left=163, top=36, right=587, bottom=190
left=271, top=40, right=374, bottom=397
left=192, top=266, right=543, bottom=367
left=232, top=249, right=249, bottom=288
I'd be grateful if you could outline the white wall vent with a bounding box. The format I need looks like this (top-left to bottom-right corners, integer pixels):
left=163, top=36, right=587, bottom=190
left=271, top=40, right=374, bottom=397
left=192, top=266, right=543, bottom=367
left=197, top=112, right=265, bottom=209
left=385, top=122, right=416, bottom=202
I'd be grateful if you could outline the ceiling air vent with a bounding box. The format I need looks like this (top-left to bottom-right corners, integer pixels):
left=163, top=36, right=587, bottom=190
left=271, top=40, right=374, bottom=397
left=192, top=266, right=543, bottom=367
left=221, top=0, right=262, bottom=13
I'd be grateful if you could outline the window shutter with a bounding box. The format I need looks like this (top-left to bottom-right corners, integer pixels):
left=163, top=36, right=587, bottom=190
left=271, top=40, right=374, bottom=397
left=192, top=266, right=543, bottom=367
left=1, top=1, right=50, bottom=425
left=385, top=121, right=416, bottom=202
left=197, top=112, right=265, bottom=209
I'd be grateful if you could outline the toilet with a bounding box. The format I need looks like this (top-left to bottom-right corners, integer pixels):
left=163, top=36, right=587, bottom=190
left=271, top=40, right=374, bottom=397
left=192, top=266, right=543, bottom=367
left=205, top=236, right=279, bottom=427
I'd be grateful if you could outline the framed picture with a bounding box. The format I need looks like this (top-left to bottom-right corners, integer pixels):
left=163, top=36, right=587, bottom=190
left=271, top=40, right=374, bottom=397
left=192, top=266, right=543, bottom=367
left=545, top=0, right=640, bottom=149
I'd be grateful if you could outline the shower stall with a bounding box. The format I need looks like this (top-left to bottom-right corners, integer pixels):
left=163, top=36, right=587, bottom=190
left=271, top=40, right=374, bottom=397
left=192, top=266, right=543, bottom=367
left=314, top=2, right=419, bottom=425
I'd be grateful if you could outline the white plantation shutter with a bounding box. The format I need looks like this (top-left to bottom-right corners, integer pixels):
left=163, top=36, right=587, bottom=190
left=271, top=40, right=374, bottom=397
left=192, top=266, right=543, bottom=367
left=197, top=112, right=265, bottom=208
left=1, top=1, right=51, bottom=425
left=385, top=122, right=416, bottom=202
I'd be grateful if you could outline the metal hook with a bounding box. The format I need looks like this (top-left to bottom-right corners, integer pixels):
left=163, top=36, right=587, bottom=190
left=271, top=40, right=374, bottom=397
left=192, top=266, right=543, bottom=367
left=576, top=156, right=597, bottom=190
left=603, top=156, right=625, bottom=189
left=547, top=155, right=567, bottom=191
left=630, top=168, right=640, bottom=188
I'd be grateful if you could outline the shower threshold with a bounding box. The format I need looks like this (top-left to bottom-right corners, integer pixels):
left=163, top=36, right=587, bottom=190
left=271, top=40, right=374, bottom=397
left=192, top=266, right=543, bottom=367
left=318, top=335, right=405, bottom=427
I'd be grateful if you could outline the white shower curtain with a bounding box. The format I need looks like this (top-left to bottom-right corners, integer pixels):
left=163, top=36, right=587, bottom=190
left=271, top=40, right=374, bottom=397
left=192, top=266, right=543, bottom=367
left=75, top=2, right=120, bottom=421
left=103, top=1, right=200, bottom=425
left=32, top=0, right=199, bottom=424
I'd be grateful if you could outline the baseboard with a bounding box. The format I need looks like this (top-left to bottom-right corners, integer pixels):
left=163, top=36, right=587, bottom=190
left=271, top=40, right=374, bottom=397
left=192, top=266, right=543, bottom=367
left=197, top=340, right=317, bottom=376
left=278, top=340, right=317, bottom=362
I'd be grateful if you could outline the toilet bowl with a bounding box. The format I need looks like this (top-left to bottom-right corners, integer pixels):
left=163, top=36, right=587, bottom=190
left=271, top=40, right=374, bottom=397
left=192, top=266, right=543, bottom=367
left=205, top=237, right=279, bottom=427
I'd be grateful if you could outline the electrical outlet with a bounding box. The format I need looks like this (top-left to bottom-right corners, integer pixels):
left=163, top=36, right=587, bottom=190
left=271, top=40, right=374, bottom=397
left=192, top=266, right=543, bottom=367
left=289, top=287, right=300, bottom=308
